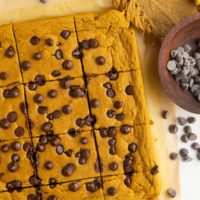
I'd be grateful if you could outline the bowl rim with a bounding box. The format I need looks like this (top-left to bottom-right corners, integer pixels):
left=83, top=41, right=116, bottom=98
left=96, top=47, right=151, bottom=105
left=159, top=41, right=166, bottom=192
left=158, top=12, right=200, bottom=114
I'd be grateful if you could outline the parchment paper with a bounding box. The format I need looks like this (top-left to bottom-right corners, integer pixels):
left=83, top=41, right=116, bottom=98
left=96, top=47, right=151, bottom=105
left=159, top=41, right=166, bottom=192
left=0, top=1, right=179, bottom=199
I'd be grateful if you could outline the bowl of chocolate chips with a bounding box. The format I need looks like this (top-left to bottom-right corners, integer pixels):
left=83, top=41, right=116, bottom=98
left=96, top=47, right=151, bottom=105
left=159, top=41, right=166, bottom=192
left=159, top=12, right=200, bottom=113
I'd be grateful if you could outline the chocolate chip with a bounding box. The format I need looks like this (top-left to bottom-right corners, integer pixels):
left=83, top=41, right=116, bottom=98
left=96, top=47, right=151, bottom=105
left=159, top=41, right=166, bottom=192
left=180, top=134, right=189, bottom=143
left=183, top=125, right=192, bottom=134
left=49, top=135, right=60, bottom=146
left=33, top=94, right=44, bottom=103
left=69, top=182, right=80, bottom=192
left=56, top=145, right=64, bottom=154
left=179, top=148, right=188, bottom=157
left=115, top=113, right=125, bottom=121
left=76, top=118, right=85, bottom=128
left=38, top=106, right=48, bottom=114
left=30, top=36, right=40, bottom=45
left=161, top=110, right=169, bottom=119
left=37, top=144, right=45, bottom=152
left=188, top=133, right=197, bottom=141
left=28, top=82, right=37, bottom=91
left=124, top=177, right=131, bottom=187
left=85, top=115, right=96, bottom=126
left=62, top=105, right=72, bottom=114
left=0, top=72, right=8, bottom=80
left=21, top=61, right=31, bottom=70
left=96, top=56, right=105, bottom=65
left=19, top=102, right=27, bottom=115
left=151, top=165, right=159, bottom=175
left=107, top=127, right=116, bottom=137
left=52, top=110, right=61, bottom=119
left=177, top=117, right=187, bottom=126
left=49, top=178, right=57, bottom=188
left=80, top=137, right=89, bottom=144
left=41, top=122, right=52, bottom=132
left=55, top=49, right=63, bottom=60
left=23, top=142, right=32, bottom=152
left=5, top=46, right=15, bottom=58
left=44, top=161, right=54, bottom=170
left=60, top=30, right=70, bottom=39
left=103, top=82, right=112, bottom=89
left=72, top=48, right=82, bottom=59
left=107, top=187, right=117, bottom=196
left=45, top=38, right=54, bottom=46
left=14, top=127, right=24, bottom=137
left=113, top=101, right=123, bottom=109
left=33, top=52, right=42, bottom=60
left=11, top=154, right=20, bottom=162
left=62, top=163, right=76, bottom=176
left=1, top=144, right=10, bottom=152
left=168, top=124, right=178, bottom=134
left=120, top=124, right=131, bottom=134
left=80, top=40, right=90, bottom=50
left=109, top=162, right=118, bottom=171
left=47, top=195, right=57, bottom=200
left=187, top=117, right=196, bottom=124
left=48, top=89, right=58, bottom=98
left=106, top=89, right=115, bottom=98
left=86, top=179, right=101, bottom=193
left=62, top=60, right=73, bottom=70
left=29, top=175, right=41, bottom=186
left=169, top=152, right=178, bottom=160
left=128, top=143, right=137, bottom=153
left=88, top=39, right=99, bottom=48
left=109, top=146, right=116, bottom=155
left=6, top=180, right=22, bottom=192
left=0, top=118, right=10, bottom=129
left=27, top=194, right=37, bottom=200
left=99, top=127, right=108, bottom=137
left=107, top=110, right=115, bottom=118
left=34, top=74, right=46, bottom=85
left=11, top=141, right=21, bottom=151
left=90, top=99, right=100, bottom=108
left=68, top=128, right=77, bottom=137
left=167, top=188, right=176, bottom=198
left=3, top=87, right=20, bottom=99
left=107, top=67, right=119, bottom=80
left=125, top=85, right=134, bottom=95
left=7, top=111, right=18, bottom=122
left=69, top=85, right=85, bottom=98
left=7, top=162, right=19, bottom=172
left=65, top=149, right=73, bottom=157
left=51, top=70, right=61, bottom=77
left=191, top=142, right=200, bottom=150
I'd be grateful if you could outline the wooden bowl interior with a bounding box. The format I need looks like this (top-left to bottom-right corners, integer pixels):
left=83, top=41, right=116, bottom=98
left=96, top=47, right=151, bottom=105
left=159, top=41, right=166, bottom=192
left=159, top=15, right=200, bottom=114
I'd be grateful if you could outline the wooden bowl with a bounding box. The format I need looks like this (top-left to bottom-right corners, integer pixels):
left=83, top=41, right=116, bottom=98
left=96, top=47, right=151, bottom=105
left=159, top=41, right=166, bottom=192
left=158, top=12, right=200, bottom=114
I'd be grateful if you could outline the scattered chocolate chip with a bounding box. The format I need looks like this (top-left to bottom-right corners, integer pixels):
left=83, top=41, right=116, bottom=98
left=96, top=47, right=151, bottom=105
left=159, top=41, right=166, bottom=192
left=38, top=106, right=48, bottom=114
left=55, top=49, right=63, bottom=60
left=169, top=152, right=178, bottom=160
left=69, top=182, right=80, bottom=192
left=60, top=30, right=70, bottom=39
left=187, top=117, right=196, bottom=124
left=23, top=142, right=32, bottom=152
left=103, top=82, right=112, bottom=89
left=151, top=165, right=159, bottom=175
left=69, top=85, right=85, bottom=98
left=33, top=94, right=44, bottom=103
left=168, top=124, right=178, bottom=134
left=5, top=46, right=15, bottom=58
left=72, top=48, right=82, bottom=59
left=7, top=111, right=18, bottom=122
left=107, top=110, right=115, bottom=118
left=88, top=39, right=99, bottom=48
left=90, top=99, right=100, bottom=108
left=62, top=105, right=72, bottom=114
left=11, top=154, right=20, bottom=162
left=161, top=110, right=169, bottom=119
left=29, top=175, right=41, bottom=186
left=180, top=134, right=189, bottom=143
left=120, top=124, right=131, bottom=134
left=27, top=194, right=37, bottom=200
left=80, top=137, right=89, bottom=144
left=28, top=82, right=37, bottom=91
left=191, top=142, right=200, bottom=150
left=125, top=85, right=134, bottom=95
left=21, top=61, right=31, bottom=70
left=40, top=0, right=48, bottom=3
left=179, top=148, right=188, bottom=157
left=56, top=145, right=64, bottom=154
left=11, top=141, right=21, bottom=151
left=0, top=118, right=10, bottom=129
left=7, top=162, right=19, bottom=172
left=51, top=70, right=61, bottom=77
left=59, top=76, right=71, bottom=89
left=177, top=117, right=187, bottom=126
left=49, top=135, right=60, bottom=146
left=182, top=156, right=193, bottom=162
left=49, top=178, right=57, bottom=188
left=183, top=125, right=192, bottom=134
left=62, top=60, right=73, bottom=70
left=128, top=143, right=137, bottom=153
left=30, top=36, right=40, bottom=45
left=37, top=144, right=45, bottom=152
left=109, top=162, right=118, bottom=171
left=19, top=102, right=27, bottom=115
left=47, top=195, right=57, bottom=200
left=96, top=56, right=105, bottom=65
left=86, top=179, right=101, bottom=193
left=115, top=113, right=125, bottom=121
left=48, top=89, right=58, bottom=98
left=80, top=40, right=90, bottom=50
left=6, top=180, right=22, bottom=192
left=1, top=144, right=10, bottom=152
left=44, top=161, right=54, bottom=170
left=113, top=101, right=123, bottom=109
left=107, top=67, right=119, bottom=80
left=62, top=163, right=76, bottom=176
left=167, top=188, right=176, bottom=198
left=65, top=149, right=73, bottom=157
left=107, top=187, right=117, bottom=196
left=45, top=38, right=54, bottom=46
left=68, top=128, right=77, bottom=137
left=0, top=72, right=8, bottom=80
left=33, top=52, right=42, bottom=60
left=41, top=122, right=52, bottom=132
left=106, top=89, right=115, bottom=98
left=34, top=74, right=46, bottom=85
left=107, top=127, right=116, bottom=137
left=188, top=133, right=197, bottom=141
left=14, top=127, right=24, bottom=137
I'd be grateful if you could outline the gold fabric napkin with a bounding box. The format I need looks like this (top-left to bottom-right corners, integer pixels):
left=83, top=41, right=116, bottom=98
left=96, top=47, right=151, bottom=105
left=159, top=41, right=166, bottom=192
left=113, top=0, right=198, bottom=40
